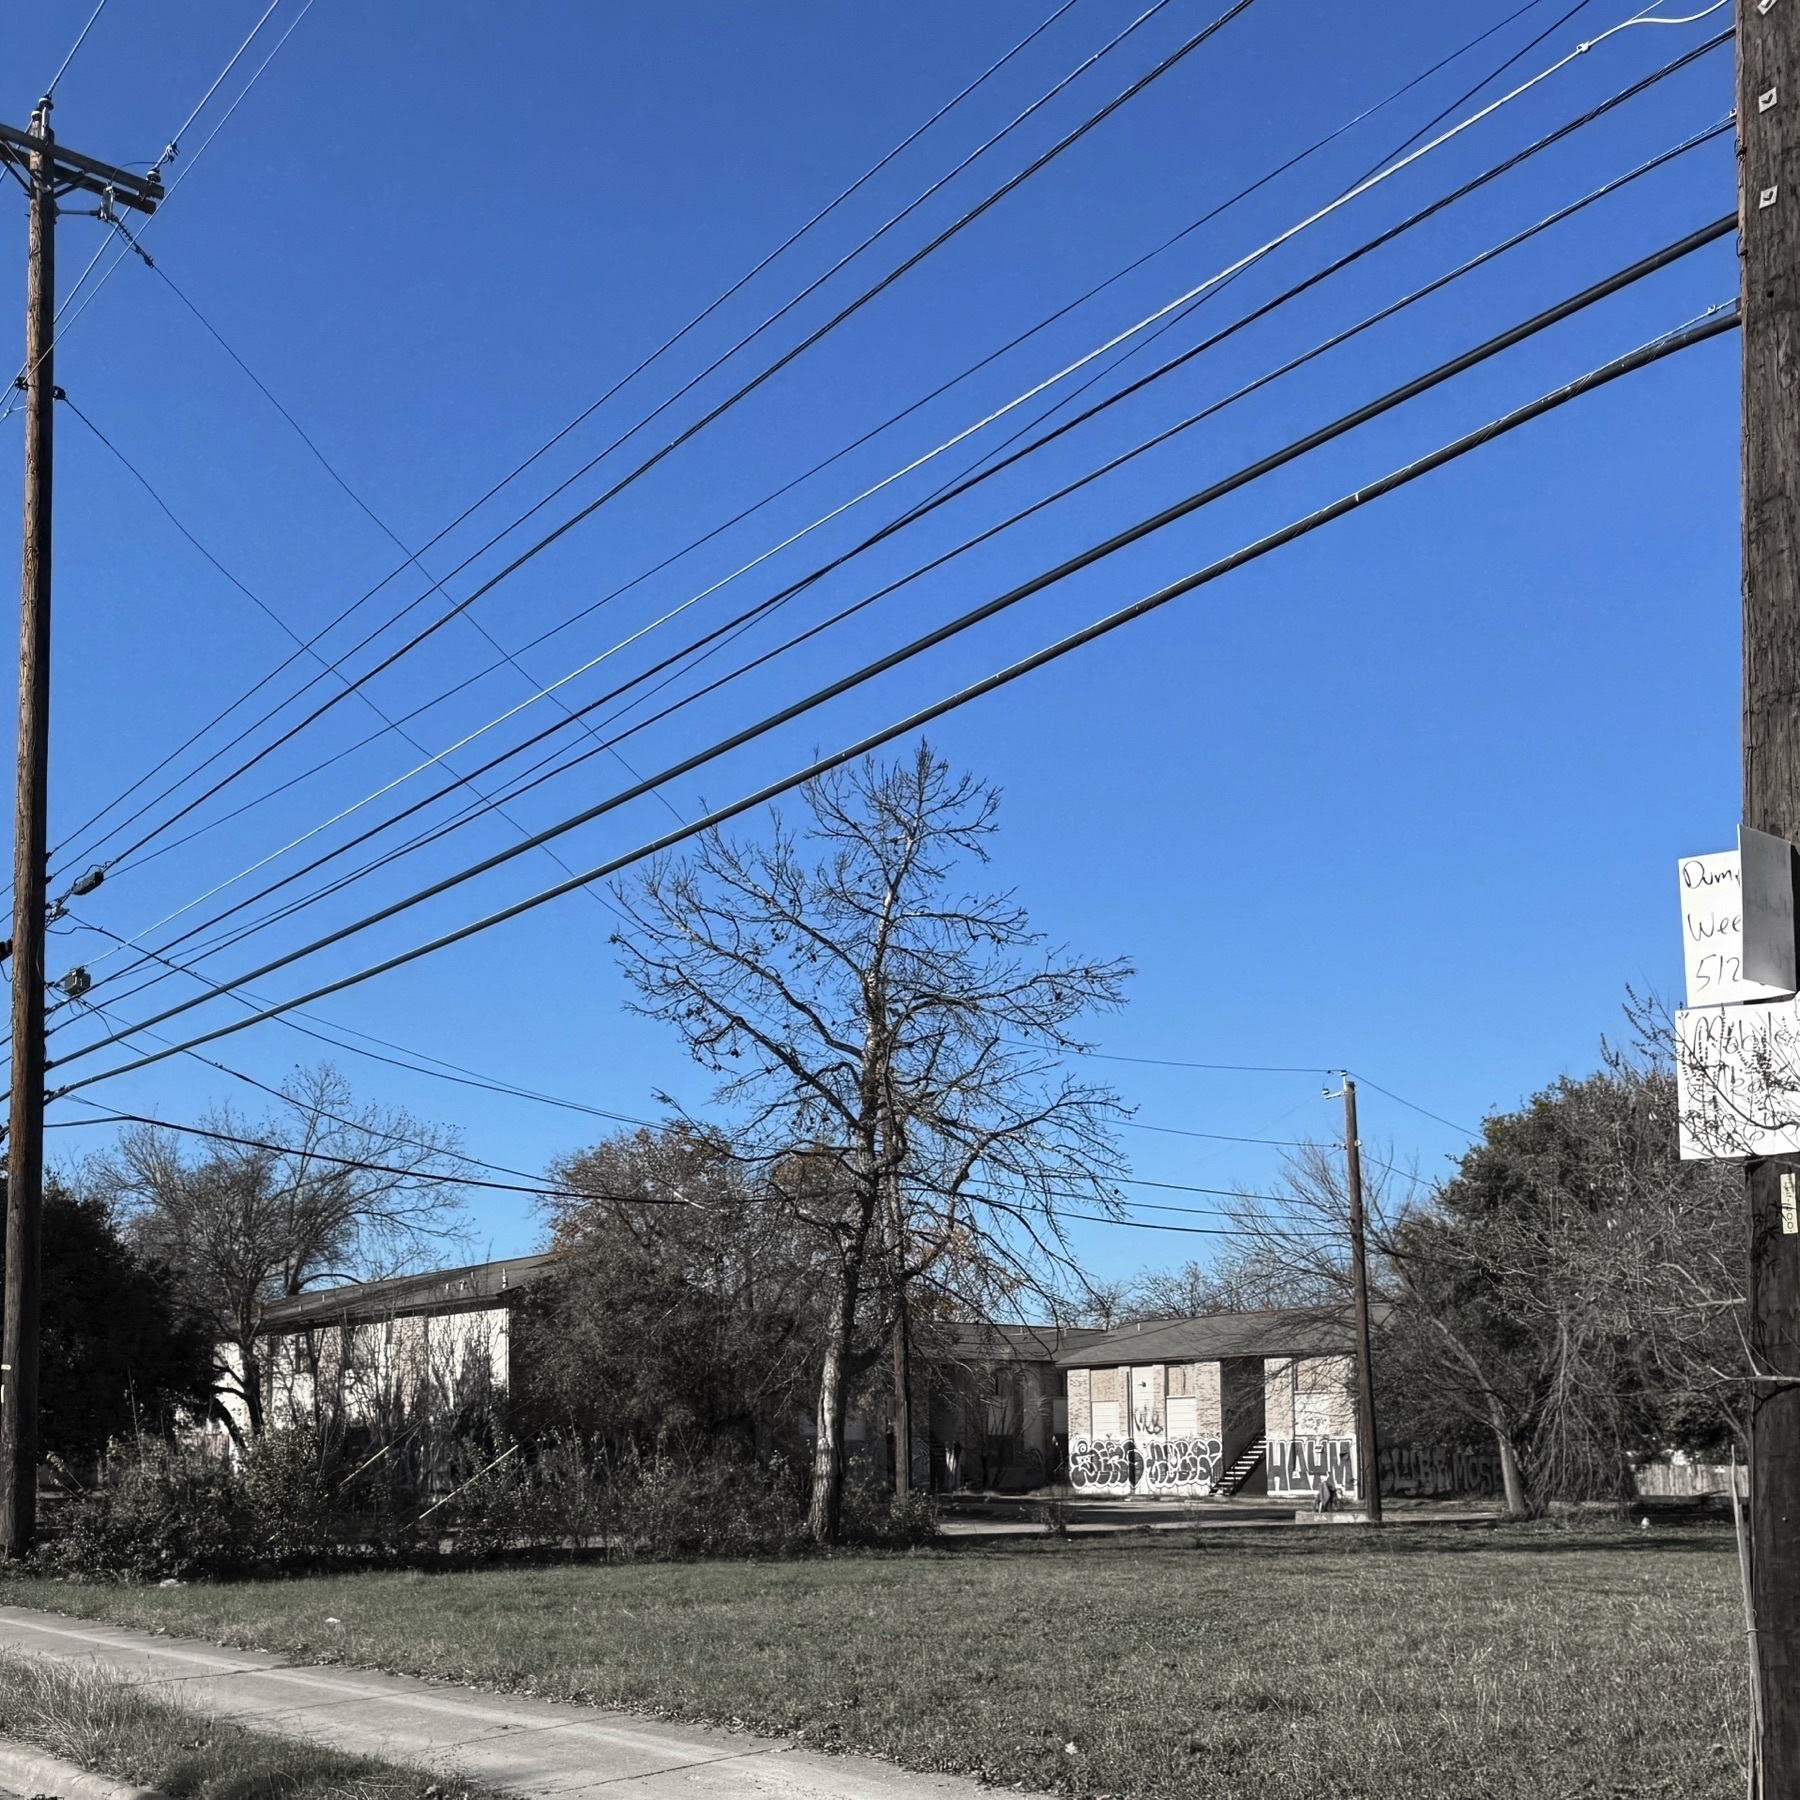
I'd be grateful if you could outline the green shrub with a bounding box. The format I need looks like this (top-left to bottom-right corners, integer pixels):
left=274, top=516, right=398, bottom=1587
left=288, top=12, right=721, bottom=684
left=841, top=1481, right=938, bottom=1549
left=238, top=1428, right=337, bottom=1564
left=605, top=1448, right=808, bottom=1559
left=41, top=1432, right=933, bottom=1578
left=41, top=1438, right=254, bottom=1582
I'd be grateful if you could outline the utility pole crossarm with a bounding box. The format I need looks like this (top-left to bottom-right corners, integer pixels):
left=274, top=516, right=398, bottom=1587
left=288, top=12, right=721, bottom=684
left=0, top=121, right=159, bottom=213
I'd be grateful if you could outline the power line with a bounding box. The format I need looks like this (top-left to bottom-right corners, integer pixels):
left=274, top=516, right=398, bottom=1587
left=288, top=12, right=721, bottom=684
left=45, top=0, right=1219, bottom=879
left=45, top=304, right=1736, bottom=1099
left=0, top=0, right=307, bottom=425
left=71, top=103, right=1732, bottom=1014
left=53, top=3, right=1105, bottom=873
left=47, top=1101, right=1320, bottom=1241
left=51, top=1099, right=617, bottom=1205
left=40, top=0, right=1088, bottom=872
left=1344, top=1073, right=1479, bottom=1138
left=1073, top=1050, right=1332, bottom=1074
left=57, top=900, right=1340, bottom=1194
left=52, top=233, right=1731, bottom=1044
left=55, top=392, right=631, bottom=925
left=91, top=0, right=1638, bottom=919
left=42, top=0, right=113, bottom=99
left=68, top=17, right=1730, bottom=921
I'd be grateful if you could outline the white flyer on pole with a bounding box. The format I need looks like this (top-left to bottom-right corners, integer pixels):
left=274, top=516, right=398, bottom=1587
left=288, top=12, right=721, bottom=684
left=1680, top=851, right=1795, bottom=1007
left=1677, top=997, right=1800, bottom=1159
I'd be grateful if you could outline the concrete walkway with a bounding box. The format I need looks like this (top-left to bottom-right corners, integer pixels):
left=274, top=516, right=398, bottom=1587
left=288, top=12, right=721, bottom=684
left=0, top=1606, right=1039, bottom=1800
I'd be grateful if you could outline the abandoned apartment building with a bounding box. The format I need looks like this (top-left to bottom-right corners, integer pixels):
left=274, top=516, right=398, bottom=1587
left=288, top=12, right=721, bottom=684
left=218, top=1252, right=1501, bottom=1502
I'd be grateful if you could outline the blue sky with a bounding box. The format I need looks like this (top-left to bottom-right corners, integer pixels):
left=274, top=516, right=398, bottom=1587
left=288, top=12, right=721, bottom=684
left=0, top=0, right=1740, bottom=1283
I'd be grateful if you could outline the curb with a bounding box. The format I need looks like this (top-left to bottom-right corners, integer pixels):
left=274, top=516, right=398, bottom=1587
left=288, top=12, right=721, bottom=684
left=0, top=1740, right=165, bottom=1800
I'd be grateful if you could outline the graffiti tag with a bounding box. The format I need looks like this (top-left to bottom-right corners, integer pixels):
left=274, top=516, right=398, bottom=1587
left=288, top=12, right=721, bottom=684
left=1067, top=1435, right=1140, bottom=1492
left=1267, top=1436, right=1358, bottom=1498
left=1377, top=1440, right=1502, bottom=1498
left=1139, top=1436, right=1222, bottom=1492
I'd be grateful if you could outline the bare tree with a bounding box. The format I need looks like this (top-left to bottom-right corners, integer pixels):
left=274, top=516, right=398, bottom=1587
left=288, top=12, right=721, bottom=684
left=611, top=745, right=1131, bottom=1542
left=96, top=1064, right=467, bottom=1443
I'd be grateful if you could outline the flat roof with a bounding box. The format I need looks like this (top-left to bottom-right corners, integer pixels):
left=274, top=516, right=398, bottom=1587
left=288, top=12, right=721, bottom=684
left=256, top=1251, right=564, bottom=1335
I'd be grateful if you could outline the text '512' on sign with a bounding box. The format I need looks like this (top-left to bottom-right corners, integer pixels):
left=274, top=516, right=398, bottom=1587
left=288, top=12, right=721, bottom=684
left=1679, top=827, right=1800, bottom=1007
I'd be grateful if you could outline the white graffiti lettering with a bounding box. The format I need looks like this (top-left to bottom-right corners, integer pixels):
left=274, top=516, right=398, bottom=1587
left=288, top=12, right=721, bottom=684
left=1266, top=1436, right=1358, bottom=1498
left=1139, top=1436, right=1222, bottom=1492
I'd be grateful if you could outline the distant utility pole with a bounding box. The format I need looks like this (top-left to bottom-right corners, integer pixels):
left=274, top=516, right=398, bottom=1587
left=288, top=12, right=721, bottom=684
left=1340, top=1078, right=1382, bottom=1524
left=0, top=101, right=158, bottom=1559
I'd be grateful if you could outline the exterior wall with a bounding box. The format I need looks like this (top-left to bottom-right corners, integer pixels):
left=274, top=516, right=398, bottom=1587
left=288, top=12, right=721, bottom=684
left=880, top=1348, right=1066, bottom=1493
left=1265, top=1354, right=1359, bottom=1500
left=215, top=1304, right=512, bottom=1446
left=1048, top=1355, right=1363, bottom=1501
left=1068, top=1360, right=1234, bottom=1497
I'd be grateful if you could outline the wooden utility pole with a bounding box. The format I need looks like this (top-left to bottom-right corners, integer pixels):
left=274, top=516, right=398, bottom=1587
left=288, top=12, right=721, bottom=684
left=1743, top=0, right=1800, bottom=1786
left=1340, top=1078, right=1382, bottom=1524
left=0, top=102, right=157, bottom=1559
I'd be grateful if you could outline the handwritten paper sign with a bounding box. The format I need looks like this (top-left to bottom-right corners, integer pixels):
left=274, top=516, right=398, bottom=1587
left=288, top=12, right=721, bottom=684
left=1677, top=998, right=1800, bottom=1159
left=1680, top=851, right=1794, bottom=1007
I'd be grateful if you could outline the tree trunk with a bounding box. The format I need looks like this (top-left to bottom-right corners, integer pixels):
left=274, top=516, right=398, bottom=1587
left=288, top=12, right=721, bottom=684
left=809, top=1257, right=860, bottom=1544
left=1486, top=1397, right=1528, bottom=1517
left=890, top=1292, right=912, bottom=1499
left=239, top=1338, right=266, bottom=1438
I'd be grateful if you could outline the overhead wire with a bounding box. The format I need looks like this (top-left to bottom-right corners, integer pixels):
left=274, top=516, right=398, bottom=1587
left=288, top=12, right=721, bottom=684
left=1343, top=1073, right=1479, bottom=1137
left=43, top=300, right=1739, bottom=1097
left=42, top=0, right=113, bottom=99
left=30, top=0, right=1058, bottom=866
left=61, top=211, right=1733, bottom=1030
left=85, top=0, right=1609, bottom=915
left=55, top=895, right=1370, bottom=1199
left=64, top=209, right=1736, bottom=1025
left=45, top=0, right=1096, bottom=874
left=55, top=393, right=637, bottom=923
left=64, top=22, right=1732, bottom=987
left=0, top=0, right=305, bottom=425
left=45, top=0, right=1222, bottom=876
left=85, top=12, right=1728, bottom=914
left=935, top=0, right=1606, bottom=489
left=46, top=1100, right=1333, bottom=1238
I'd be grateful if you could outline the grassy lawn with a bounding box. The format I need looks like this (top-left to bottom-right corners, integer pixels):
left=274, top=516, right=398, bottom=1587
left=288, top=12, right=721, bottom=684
left=0, top=1651, right=485, bottom=1800
left=0, top=1520, right=1746, bottom=1800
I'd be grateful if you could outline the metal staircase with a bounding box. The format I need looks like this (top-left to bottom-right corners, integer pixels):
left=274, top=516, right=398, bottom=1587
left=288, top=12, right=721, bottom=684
left=1212, top=1436, right=1268, bottom=1498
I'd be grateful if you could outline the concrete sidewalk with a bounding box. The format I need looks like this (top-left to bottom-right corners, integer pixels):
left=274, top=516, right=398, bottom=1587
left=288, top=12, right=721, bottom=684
left=0, top=1605, right=1037, bottom=1800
